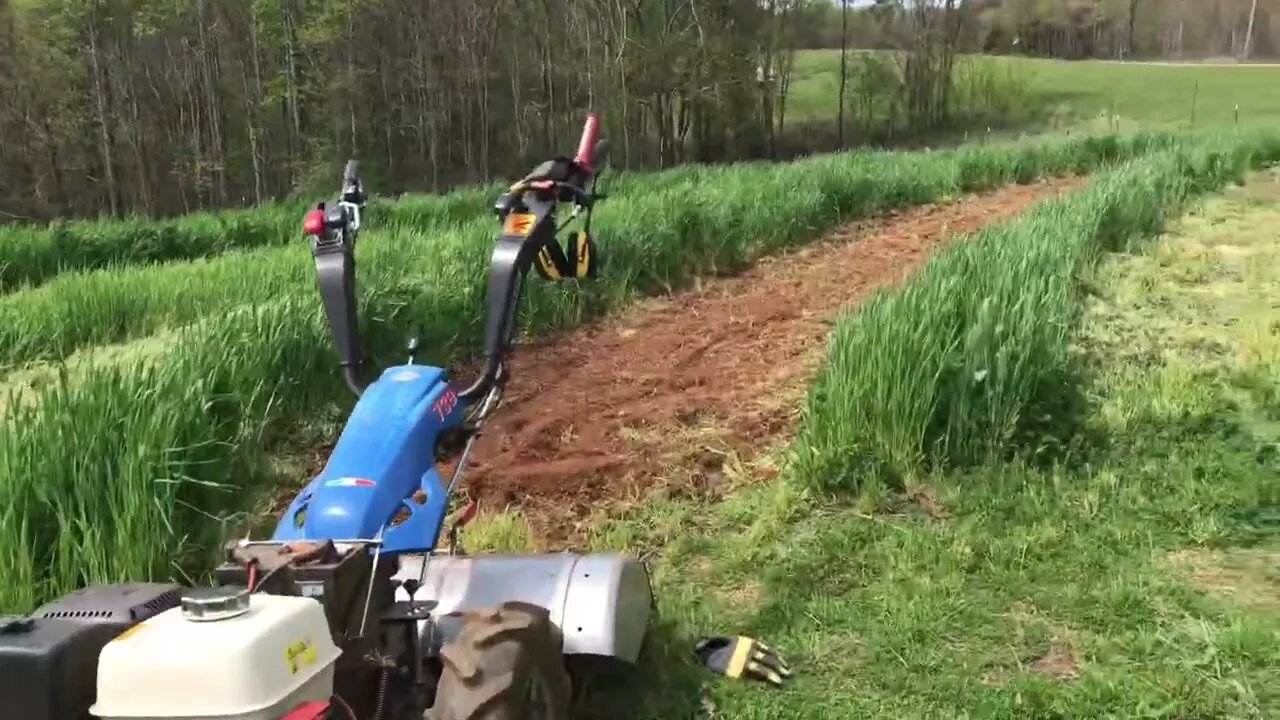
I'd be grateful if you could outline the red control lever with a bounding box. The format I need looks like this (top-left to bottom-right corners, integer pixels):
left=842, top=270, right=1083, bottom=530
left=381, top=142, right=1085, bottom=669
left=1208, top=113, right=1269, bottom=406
left=574, top=113, right=600, bottom=174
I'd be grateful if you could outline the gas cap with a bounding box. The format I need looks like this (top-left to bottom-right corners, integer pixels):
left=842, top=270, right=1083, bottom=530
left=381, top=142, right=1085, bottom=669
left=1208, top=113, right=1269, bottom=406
left=181, top=586, right=251, bottom=622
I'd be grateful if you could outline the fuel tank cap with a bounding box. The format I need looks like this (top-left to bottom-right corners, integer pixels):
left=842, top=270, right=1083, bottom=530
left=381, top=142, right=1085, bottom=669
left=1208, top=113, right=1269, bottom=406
left=181, top=586, right=251, bottom=622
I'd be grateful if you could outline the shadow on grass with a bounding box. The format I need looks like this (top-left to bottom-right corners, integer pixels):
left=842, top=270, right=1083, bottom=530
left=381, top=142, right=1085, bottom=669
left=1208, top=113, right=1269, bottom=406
left=1014, top=362, right=1109, bottom=474
left=567, top=612, right=708, bottom=720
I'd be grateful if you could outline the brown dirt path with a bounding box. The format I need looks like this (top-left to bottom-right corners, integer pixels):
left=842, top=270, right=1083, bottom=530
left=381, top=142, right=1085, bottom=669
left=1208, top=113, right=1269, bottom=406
left=457, top=177, right=1083, bottom=537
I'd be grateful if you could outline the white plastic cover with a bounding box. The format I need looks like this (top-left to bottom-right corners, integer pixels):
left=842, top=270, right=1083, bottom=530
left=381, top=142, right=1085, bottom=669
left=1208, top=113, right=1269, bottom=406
left=91, top=593, right=341, bottom=720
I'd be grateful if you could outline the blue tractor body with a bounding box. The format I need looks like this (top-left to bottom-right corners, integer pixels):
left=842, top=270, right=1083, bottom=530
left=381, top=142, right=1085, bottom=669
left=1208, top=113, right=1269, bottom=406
left=270, top=363, right=465, bottom=555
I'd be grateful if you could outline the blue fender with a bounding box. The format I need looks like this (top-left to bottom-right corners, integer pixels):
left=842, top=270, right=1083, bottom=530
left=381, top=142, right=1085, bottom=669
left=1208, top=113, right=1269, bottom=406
left=271, top=364, right=465, bottom=555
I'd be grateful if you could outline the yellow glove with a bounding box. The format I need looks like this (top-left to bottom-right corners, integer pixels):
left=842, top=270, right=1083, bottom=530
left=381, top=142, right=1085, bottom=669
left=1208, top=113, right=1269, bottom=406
left=693, top=635, right=793, bottom=687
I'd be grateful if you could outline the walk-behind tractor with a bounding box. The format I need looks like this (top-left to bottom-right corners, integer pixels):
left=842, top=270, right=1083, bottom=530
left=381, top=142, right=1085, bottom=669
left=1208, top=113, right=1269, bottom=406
left=0, top=113, right=654, bottom=720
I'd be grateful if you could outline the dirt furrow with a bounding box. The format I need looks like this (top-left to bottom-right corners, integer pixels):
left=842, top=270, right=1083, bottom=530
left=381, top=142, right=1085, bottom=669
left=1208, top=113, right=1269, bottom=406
left=447, top=176, right=1084, bottom=539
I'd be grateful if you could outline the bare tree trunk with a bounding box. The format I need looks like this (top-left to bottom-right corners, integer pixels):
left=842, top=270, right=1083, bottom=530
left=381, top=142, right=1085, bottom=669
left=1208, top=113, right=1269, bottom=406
left=195, top=0, right=228, bottom=206
left=774, top=3, right=795, bottom=148
left=612, top=0, right=632, bottom=168
left=1127, top=0, right=1140, bottom=58
left=838, top=0, right=849, bottom=149
left=246, top=3, right=266, bottom=203
left=378, top=41, right=395, bottom=186
left=540, top=3, right=555, bottom=154
left=346, top=7, right=358, bottom=154
left=1243, top=0, right=1259, bottom=59
left=126, top=70, right=153, bottom=213
left=282, top=0, right=302, bottom=186
left=88, top=17, right=120, bottom=217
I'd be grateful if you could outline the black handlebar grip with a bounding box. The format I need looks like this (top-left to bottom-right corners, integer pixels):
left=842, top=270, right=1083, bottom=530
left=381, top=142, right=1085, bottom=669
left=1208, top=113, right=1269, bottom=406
left=341, top=159, right=363, bottom=204
left=593, top=138, right=611, bottom=167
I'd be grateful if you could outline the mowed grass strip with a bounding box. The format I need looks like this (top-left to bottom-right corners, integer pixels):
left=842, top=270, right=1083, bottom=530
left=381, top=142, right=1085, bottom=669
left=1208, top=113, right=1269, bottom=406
left=791, top=132, right=1280, bottom=493
left=0, top=133, right=1192, bottom=614
left=0, top=132, right=1185, bottom=375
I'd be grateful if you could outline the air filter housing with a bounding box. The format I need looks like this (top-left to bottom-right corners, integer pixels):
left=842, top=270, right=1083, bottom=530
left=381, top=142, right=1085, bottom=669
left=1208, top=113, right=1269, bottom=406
left=0, top=583, right=183, bottom=720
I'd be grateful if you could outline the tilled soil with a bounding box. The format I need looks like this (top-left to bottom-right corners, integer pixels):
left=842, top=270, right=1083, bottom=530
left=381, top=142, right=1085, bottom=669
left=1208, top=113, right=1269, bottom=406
left=450, top=176, right=1084, bottom=540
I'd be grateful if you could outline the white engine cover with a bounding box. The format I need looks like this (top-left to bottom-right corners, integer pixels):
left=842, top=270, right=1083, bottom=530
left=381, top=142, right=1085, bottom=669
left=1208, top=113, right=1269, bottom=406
left=90, top=593, right=341, bottom=720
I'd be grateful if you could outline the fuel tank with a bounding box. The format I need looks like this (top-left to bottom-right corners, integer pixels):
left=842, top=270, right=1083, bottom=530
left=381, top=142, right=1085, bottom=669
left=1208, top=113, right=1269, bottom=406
left=90, top=589, right=341, bottom=720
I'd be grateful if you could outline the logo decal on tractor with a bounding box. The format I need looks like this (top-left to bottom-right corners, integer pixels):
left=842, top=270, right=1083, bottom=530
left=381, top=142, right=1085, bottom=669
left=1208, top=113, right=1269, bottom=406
left=285, top=638, right=319, bottom=675
left=325, top=477, right=376, bottom=488
left=431, top=387, right=459, bottom=421
left=391, top=369, right=420, bottom=382
left=503, top=212, right=536, bottom=237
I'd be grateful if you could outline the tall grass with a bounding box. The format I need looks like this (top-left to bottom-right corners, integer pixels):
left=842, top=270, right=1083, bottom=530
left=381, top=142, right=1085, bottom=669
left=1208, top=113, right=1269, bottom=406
left=0, top=186, right=502, bottom=294
left=0, top=133, right=1190, bottom=374
left=0, top=153, right=868, bottom=298
left=791, top=131, right=1280, bottom=493
left=0, top=130, right=1213, bottom=614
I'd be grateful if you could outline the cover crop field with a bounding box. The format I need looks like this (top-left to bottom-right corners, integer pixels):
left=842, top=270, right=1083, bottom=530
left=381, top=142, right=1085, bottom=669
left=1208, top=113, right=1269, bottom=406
left=1, top=132, right=1196, bottom=612
left=1, top=58, right=1278, bottom=719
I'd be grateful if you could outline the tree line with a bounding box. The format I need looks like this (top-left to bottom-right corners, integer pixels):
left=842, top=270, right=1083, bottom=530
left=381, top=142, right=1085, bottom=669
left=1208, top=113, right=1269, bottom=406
left=0, top=0, right=1032, bottom=223
left=807, top=0, right=1277, bottom=62
left=0, top=0, right=817, bottom=221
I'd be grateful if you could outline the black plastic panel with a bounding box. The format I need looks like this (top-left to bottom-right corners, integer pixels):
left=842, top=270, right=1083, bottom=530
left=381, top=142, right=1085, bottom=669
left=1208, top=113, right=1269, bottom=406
left=33, top=582, right=182, bottom=625
left=0, top=583, right=183, bottom=720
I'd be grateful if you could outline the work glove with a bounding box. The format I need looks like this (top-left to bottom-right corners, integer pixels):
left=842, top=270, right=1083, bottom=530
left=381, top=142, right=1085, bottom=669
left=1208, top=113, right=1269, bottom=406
left=693, top=635, right=793, bottom=687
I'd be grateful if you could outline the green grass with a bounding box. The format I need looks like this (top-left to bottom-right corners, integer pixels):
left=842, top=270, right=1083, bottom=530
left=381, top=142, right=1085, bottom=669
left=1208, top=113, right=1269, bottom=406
left=0, top=133, right=1186, bottom=377
left=1014, top=57, right=1280, bottom=132
left=0, top=150, right=833, bottom=297
left=0, top=172, right=658, bottom=372
left=0, top=188, right=502, bottom=294
left=0, top=132, right=1209, bottom=614
left=790, top=51, right=1280, bottom=135
left=791, top=134, right=1280, bottom=492
left=0, top=162, right=726, bottom=296
left=498, top=165, right=1279, bottom=719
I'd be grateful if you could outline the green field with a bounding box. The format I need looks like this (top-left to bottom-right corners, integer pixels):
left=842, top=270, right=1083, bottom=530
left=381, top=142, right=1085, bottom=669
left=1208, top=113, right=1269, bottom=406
left=789, top=51, right=1280, bottom=135
left=1, top=56, right=1278, bottom=717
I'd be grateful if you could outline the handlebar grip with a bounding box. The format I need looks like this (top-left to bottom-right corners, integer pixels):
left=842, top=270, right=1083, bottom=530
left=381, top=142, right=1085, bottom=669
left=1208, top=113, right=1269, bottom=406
left=341, top=159, right=364, bottom=205
left=342, top=160, right=361, bottom=193
left=574, top=114, right=600, bottom=172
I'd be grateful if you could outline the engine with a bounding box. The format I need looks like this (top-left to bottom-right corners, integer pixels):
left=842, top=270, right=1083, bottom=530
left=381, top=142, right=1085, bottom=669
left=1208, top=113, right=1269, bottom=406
left=0, top=580, right=343, bottom=720
left=0, top=583, right=181, bottom=720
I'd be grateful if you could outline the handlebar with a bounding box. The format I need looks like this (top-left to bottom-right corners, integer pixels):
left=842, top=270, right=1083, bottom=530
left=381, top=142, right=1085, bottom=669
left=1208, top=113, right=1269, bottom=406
left=305, top=113, right=607, bottom=409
